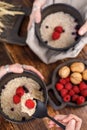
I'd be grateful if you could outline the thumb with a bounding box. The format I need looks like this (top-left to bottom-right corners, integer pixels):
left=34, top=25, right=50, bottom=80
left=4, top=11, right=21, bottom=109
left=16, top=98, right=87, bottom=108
left=27, top=18, right=33, bottom=31
left=78, top=21, right=87, bottom=35
left=27, top=14, right=34, bottom=30
left=35, top=8, right=41, bottom=23
left=66, top=119, right=76, bottom=130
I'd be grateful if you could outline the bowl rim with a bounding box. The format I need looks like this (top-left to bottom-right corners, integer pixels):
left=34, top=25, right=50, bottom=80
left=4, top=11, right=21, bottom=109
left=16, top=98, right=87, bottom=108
left=0, top=70, right=48, bottom=123
left=47, top=59, right=87, bottom=110
left=35, top=3, right=84, bottom=51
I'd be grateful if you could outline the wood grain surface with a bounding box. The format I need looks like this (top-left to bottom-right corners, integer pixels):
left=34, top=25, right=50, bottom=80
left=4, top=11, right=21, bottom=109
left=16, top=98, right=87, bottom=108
left=0, top=0, right=87, bottom=130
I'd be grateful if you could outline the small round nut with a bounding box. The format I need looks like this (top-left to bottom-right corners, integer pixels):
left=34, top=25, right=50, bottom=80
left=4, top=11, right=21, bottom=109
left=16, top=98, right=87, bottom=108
left=58, top=66, right=70, bottom=78
left=70, top=72, right=82, bottom=85
left=82, top=69, right=87, bottom=80
left=70, top=62, right=85, bottom=73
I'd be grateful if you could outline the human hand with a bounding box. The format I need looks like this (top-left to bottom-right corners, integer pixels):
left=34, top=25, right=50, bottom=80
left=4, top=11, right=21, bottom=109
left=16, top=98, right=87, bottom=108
left=28, top=0, right=46, bottom=29
left=22, top=64, right=44, bottom=80
left=48, top=114, right=82, bottom=130
left=78, top=21, right=87, bottom=35
left=0, top=63, right=23, bottom=78
left=0, top=63, right=44, bottom=80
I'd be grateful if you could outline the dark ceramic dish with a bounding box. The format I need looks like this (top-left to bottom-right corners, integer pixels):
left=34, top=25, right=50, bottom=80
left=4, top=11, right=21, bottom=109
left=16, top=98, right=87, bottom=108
left=47, top=59, right=87, bottom=110
left=35, top=4, right=84, bottom=51
left=0, top=70, right=47, bottom=123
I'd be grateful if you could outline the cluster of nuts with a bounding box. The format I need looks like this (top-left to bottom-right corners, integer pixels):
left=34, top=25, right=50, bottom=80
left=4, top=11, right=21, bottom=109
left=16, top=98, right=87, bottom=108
left=55, top=62, right=87, bottom=105
left=58, top=62, right=87, bottom=84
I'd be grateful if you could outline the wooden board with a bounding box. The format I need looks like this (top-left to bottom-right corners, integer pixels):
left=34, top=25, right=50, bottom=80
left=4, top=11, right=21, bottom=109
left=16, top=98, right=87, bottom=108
left=1, top=0, right=87, bottom=130
left=0, top=0, right=31, bottom=45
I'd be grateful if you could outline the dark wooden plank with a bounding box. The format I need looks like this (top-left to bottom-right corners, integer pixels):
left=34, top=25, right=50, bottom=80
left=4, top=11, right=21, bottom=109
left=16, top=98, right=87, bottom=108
left=1, top=0, right=87, bottom=130
left=0, top=43, right=13, bottom=130
left=0, top=43, right=12, bottom=65
left=17, top=119, right=47, bottom=130
left=4, top=44, right=63, bottom=84
left=4, top=44, right=87, bottom=130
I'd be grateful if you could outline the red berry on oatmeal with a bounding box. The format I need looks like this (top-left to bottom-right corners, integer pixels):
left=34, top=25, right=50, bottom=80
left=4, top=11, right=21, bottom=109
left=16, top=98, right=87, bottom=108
left=52, top=31, right=60, bottom=40
left=54, top=26, right=63, bottom=33
left=13, top=95, right=21, bottom=104
left=25, top=99, right=35, bottom=109
left=16, top=86, right=25, bottom=97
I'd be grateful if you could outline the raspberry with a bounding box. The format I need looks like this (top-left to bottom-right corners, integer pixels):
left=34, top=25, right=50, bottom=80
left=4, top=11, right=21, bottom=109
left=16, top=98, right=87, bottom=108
left=59, top=78, right=67, bottom=85
left=81, top=89, right=87, bottom=97
left=60, top=89, right=68, bottom=97
left=52, top=31, right=60, bottom=40
left=79, top=82, right=87, bottom=91
left=25, top=99, right=35, bottom=109
left=72, top=94, right=79, bottom=102
left=69, top=90, right=75, bottom=96
left=65, top=77, right=70, bottom=83
left=77, top=96, right=85, bottom=105
left=63, top=95, right=71, bottom=102
left=73, top=86, right=80, bottom=94
left=56, top=83, right=64, bottom=91
left=54, top=26, right=63, bottom=33
left=13, top=95, right=21, bottom=104
left=16, top=87, right=25, bottom=97
left=65, top=82, right=72, bottom=90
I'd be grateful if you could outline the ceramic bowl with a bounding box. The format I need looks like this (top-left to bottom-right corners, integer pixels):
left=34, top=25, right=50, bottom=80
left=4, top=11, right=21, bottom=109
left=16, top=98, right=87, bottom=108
left=47, top=59, right=87, bottom=110
left=35, top=4, right=84, bottom=51
left=0, top=70, right=47, bottom=123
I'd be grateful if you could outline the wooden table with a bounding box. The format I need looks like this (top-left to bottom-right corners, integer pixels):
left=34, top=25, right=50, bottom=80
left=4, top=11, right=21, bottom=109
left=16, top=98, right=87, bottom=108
left=0, top=0, right=87, bottom=130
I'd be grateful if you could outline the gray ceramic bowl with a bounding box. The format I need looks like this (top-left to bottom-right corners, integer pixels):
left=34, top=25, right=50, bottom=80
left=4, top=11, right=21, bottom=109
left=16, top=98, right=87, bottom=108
left=35, top=4, right=84, bottom=51
left=47, top=59, right=87, bottom=110
left=0, top=70, right=47, bottom=123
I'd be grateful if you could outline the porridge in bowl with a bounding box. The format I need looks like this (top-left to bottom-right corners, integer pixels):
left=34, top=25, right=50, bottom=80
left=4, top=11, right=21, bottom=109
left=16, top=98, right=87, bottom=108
left=21, top=93, right=37, bottom=116
left=0, top=77, right=44, bottom=121
left=40, top=12, right=79, bottom=49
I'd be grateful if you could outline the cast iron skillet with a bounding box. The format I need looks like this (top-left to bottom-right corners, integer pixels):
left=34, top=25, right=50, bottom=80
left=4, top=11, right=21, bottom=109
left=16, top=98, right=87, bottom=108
left=35, top=4, right=84, bottom=51
left=0, top=70, right=47, bottom=123
left=47, top=59, right=87, bottom=110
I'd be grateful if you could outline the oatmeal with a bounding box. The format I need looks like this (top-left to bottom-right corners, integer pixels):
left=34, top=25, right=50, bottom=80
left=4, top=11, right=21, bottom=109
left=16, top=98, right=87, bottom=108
left=0, top=77, right=44, bottom=121
left=40, top=12, right=78, bottom=48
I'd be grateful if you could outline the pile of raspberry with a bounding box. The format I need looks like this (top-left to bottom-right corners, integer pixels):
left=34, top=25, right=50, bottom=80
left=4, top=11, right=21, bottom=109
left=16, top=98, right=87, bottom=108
left=56, top=77, right=87, bottom=105
left=13, top=86, right=35, bottom=109
left=52, top=26, right=64, bottom=40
